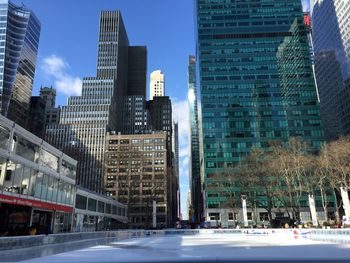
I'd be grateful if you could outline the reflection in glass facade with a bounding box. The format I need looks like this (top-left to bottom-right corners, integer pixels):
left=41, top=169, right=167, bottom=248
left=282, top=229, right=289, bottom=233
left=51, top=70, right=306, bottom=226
left=312, top=0, right=350, bottom=139
left=188, top=55, right=202, bottom=222
left=0, top=0, right=41, bottom=127
left=196, top=0, right=324, bottom=219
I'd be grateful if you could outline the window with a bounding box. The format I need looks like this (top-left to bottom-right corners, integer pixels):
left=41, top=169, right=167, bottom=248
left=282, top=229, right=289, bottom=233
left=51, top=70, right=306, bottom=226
left=88, top=198, right=97, bottom=211
left=228, top=213, right=234, bottom=221
left=40, top=149, right=59, bottom=172
left=98, top=201, right=105, bottom=213
left=13, top=134, right=40, bottom=162
left=120, top=139, right=129, bottom=144
left=109, top=140, right=118, bottom=144
left=0, top=124, right=9, bottom=150
left=21, top=166, right=31, bottom=196
left=209, top=213, right=220, bottom=221
left=0, top=158, right=6, bottom=192
left=259, top=212, right=269, bottom=221
left=247, top=212, right=252, bottom=220
left=61, top=160, right=76, bottom=180
left=105, top=203, right=111, bottom=214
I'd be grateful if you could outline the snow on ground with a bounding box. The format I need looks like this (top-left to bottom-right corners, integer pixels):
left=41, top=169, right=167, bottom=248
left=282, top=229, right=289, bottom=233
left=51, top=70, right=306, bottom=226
left=19, top=233, right=350, bottom=263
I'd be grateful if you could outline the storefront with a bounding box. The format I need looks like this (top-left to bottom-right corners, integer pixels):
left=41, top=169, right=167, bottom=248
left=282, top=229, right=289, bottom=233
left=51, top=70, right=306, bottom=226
left=0, top=115, right=77, bottom=236
left=0, top=194, right=73, bottom=236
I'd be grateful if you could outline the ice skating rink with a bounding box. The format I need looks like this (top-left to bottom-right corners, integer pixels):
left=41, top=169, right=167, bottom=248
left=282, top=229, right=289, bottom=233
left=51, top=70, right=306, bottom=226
left=17, top=232, right=350, bottom=263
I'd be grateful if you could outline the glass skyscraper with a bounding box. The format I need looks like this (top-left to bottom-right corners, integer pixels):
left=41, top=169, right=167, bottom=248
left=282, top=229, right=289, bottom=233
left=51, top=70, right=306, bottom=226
left=188, top=55, right=202, bottom=222
left=312, top=0, right=350, bottom=139
left=0, top=0, right=41, bottom=127
left=196, top=0, right=324, bottom=222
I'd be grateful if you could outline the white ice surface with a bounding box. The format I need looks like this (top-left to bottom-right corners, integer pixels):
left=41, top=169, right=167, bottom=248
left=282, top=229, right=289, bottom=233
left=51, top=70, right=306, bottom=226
left=20, top=233, right=350, bottom=262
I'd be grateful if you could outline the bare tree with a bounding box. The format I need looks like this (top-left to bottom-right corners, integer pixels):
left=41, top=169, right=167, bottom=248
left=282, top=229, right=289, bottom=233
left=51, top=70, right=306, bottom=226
left=322, top=138, right=350, bottom=222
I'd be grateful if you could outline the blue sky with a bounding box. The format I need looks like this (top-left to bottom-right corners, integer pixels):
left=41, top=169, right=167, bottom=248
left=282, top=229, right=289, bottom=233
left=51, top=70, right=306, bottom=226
left=14, top=0, right=195, bottom=219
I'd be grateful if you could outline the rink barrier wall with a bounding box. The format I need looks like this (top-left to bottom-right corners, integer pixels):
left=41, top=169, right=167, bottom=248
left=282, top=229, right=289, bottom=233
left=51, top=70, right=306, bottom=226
left=1, top=228, right=349, bottom=250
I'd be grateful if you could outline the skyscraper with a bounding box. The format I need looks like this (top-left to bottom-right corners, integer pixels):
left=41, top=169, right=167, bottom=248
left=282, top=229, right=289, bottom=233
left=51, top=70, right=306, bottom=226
left=196, top=0, right=324, bottom=223
left=147, top=96, right=172, bottom=160
left=127, top=46, right=147, bottom=98
left=46, top=11, right=130, bottom=193
left=312, top=0, right=350, bottom=139
left=188, top=55, right=202, bottom=222
left=150, top=70, right=165, bottom=100
left=0, top=0, right=41, bottom=127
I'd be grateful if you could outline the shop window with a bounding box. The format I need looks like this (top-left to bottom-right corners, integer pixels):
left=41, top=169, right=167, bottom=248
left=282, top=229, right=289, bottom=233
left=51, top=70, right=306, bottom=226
left=12, top=164, right=23, bottom=194
left=75, top=194, right=87, bottom=210
left=3, top=162, right=15, bottom=193
left=12, top=134, right=40, bottom=162
left=51, top=177, right=58, bottom=202
left=112, top=205, right=117, bottom=215
left=57, top=180, right=64, bottom=203
left=63, top=183, right=71, bottom=205
left=21, top=166, right=31, bottom=195
left=40, top=174, right=48, bottom=200
left=30, top=171, right=41, bottom=198
left=46, top=176, right=54, bottom=202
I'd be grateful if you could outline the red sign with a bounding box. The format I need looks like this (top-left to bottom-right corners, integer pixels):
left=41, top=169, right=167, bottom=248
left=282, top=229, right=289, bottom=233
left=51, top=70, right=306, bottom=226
left=0, top=194, right=73, bottom=213
left=304, top=13, right=311, bottom=29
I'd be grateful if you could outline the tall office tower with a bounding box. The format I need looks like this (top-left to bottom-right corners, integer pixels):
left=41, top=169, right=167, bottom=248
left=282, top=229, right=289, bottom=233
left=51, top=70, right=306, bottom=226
left=314, top=51, right=344, bottom=140
left=188, top=55, right=202, bottom=222
left=46, top=11, right=130, bottom=193
left=40, top=86, right=60, bottom=125
left=105, top=132, right=170, bottom=228
left=122, top=46, right=149, bottom=134
left=0, top=0, right=40, bottom=127
left=127, top=46, right=147, bottom=97
left=313, top=0, right=350, bottom=140
left=147, top=96, right=172, bottom=158
left=146, top=96, right=177, bottom=223
left=196, top=0, right=324, bottom=224
left=150, top=70, right=165, bottom=100
left=122, top=95, right=152, bottom=134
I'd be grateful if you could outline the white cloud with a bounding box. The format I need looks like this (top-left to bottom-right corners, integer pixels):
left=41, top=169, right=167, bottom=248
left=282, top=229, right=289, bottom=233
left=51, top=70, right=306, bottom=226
left=41, top=55, right=82, bottom=96
left=172, top=98, right=190, bottom=219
